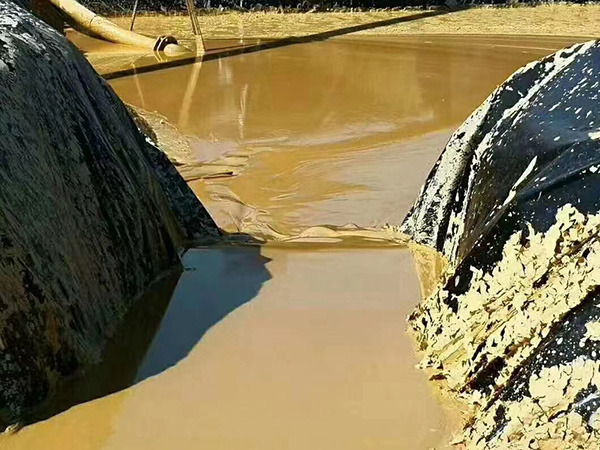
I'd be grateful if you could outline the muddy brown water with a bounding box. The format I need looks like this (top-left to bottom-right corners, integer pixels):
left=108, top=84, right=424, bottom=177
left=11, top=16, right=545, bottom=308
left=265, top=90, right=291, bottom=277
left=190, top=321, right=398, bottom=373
left=110, top=34, right=586, bottom=237
left=0, top=34, right=588, bottom=449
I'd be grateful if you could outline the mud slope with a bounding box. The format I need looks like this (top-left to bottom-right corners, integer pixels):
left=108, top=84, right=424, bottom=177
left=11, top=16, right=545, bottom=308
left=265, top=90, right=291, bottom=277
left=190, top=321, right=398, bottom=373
left=0, top=1, right=217, bottom=426
left=402, top=40, right=600, bottom=448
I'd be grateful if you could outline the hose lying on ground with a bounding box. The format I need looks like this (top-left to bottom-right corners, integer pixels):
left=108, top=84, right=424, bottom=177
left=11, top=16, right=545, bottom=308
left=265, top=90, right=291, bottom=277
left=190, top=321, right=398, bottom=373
left=46, top=0, right=190, bottom=54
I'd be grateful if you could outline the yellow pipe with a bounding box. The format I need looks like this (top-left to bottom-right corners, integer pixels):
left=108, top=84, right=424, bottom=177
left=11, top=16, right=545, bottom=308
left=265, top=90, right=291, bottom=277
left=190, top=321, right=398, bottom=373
left=46, top=0, right=190, bottom=55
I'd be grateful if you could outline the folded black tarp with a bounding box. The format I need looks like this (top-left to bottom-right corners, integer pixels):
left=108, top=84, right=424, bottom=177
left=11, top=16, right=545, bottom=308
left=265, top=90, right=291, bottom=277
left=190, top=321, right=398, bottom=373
left=402, top=40, right=600, bottom=448
left=403, top=40, right=600, bottom=271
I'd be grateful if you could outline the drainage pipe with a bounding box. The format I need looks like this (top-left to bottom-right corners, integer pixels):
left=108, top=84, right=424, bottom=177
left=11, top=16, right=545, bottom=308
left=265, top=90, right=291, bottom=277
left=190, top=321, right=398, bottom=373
left=46, top=0, right=190, bottom=55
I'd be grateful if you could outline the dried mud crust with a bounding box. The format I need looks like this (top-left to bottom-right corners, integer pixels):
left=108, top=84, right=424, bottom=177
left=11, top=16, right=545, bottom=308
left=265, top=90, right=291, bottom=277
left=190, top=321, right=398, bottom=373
left=410, top=205, right=600, bottom=448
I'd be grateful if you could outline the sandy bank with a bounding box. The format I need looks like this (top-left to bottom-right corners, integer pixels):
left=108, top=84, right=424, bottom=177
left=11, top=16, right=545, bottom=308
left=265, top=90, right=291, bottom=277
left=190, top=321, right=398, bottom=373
left=108, top=5, right=600, bottom=42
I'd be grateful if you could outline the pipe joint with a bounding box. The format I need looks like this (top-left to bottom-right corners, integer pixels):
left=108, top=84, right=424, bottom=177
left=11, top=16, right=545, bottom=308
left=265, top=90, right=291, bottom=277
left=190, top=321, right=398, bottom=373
left=153, top=35, right=179, bottom=52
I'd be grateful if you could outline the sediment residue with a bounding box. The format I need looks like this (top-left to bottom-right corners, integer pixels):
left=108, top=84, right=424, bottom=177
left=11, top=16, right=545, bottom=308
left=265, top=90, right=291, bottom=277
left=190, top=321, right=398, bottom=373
left=409, top=242, right=449, bottom=300
left=129, top=106, right=414, bottom=246
left=466, top=356, right=600, bottom=449
left=410, top=205, right=600, bottom=448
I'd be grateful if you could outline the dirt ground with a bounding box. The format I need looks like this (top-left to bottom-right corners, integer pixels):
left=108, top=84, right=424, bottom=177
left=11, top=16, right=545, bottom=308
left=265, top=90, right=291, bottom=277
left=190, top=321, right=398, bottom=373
left=110, top=4, right=600, bottom=41
left=359, top=4, right=600, bottom=36
left=111, top=11, right=413, bottom=40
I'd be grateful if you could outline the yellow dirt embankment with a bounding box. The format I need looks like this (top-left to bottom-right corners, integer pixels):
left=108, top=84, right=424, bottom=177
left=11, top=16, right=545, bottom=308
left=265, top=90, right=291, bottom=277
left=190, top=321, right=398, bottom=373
left=110, top=5, right=600, bottom=41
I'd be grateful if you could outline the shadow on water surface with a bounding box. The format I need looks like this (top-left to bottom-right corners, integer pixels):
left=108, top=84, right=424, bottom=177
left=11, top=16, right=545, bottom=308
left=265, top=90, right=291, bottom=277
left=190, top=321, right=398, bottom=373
left=23, top=269, right=182, bottom=427
left=23, top=243, right=271, bottom=427
left=135, top=245, right=272, bottom=382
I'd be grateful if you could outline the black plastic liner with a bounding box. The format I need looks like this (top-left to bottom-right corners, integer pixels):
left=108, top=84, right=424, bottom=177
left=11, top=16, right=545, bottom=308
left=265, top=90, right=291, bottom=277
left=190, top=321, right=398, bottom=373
left=402, top=40, right=600, bottom=443
left=402, top=40, right=600, bottom=271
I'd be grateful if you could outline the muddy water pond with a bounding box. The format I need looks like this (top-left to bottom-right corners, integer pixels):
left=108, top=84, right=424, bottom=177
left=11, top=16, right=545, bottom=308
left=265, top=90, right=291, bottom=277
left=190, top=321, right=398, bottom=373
left=111, top=34, right=585, bottom=236
left=1, top=34, right=588, bottom=449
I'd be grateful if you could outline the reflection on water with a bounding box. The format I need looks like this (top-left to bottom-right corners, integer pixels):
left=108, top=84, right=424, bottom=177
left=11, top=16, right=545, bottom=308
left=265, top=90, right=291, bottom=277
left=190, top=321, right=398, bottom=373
left=11, top=248, right=272, bottom=427
left=18, top=270, right=181, bottom=427
left=136, top=247, right=271, bottom=381
left=67, top=29, right=273, bottom=77
left=111, top=34, right=586, bottom=236
left=1, top=248, right=458, bottom=450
